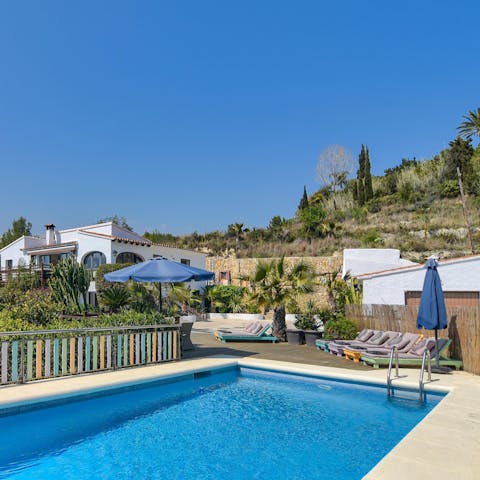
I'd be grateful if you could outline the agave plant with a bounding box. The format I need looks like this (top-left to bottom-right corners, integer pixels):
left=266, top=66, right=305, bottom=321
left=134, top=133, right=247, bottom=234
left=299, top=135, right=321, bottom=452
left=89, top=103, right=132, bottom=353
left=98, top=284, right=131, bottom=313
left=49, top=258, right=91, bottom=314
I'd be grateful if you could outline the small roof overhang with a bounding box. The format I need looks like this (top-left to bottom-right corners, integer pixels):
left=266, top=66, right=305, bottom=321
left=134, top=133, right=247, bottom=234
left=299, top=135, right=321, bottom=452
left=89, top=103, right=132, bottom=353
left=23, top=242, right=77, bottom=256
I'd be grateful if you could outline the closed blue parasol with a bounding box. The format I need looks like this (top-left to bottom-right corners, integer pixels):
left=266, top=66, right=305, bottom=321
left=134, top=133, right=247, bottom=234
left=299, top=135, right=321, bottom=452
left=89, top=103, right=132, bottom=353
left=104, top=258, right=214, bottom=310
left=416, top=257, right=448, bottom=372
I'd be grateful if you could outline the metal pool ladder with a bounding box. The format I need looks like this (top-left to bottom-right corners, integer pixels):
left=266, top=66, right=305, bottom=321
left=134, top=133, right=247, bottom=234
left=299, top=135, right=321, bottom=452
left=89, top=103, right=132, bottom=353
left=387, top=346, right=432, bottom=402
left=386, top=346, right=400, bottom=397
left=419, top=349, right=432, bottom=402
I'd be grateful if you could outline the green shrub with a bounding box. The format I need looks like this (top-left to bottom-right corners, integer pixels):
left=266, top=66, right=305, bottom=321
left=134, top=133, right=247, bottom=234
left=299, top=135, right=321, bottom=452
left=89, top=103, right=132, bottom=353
left=98, top=285, right=131, bottom=313
left=324, top=317, right=358, bottom=340
left=438, top=180, right=460, bottom=198
left=294, top=300, right=320, bottom=331
left=361, top=229, right=382, bottom=246
left=350, top=206, right=368, bottom=222
left=0, top=289, right=63, bottom=327
left=95, top=263, right=133, bottom=295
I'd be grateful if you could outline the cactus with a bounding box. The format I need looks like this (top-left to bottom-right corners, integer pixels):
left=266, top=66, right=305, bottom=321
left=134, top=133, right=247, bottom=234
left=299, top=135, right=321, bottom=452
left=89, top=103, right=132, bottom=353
left=49, top=258, right=91, bottom=314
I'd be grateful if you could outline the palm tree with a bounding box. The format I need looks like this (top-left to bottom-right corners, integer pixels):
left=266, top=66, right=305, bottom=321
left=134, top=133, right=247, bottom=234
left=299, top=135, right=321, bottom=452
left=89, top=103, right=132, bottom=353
left=458, top=108, right=480, bottom=139
left=228, top=223, right=248, bottom=253
left=248, top=257, right=316, bottom=341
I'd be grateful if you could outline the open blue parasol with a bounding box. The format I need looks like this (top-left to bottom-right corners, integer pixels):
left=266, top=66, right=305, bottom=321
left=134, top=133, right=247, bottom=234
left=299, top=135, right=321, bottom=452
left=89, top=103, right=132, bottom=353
left=104, top=257, right=214, bottom=310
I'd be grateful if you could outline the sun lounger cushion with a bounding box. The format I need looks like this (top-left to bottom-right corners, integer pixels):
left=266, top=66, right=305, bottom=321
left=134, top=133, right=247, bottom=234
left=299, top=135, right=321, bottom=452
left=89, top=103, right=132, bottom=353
left=357, top=329, right=374, bottom=342
left=245, top=322, right=260, bottom=333
left=410, top=338, right=435, bottom=356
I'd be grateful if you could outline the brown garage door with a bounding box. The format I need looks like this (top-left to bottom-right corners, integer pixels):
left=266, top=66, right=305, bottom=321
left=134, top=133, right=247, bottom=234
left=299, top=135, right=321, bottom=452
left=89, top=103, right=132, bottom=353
left=405, top=291, right=480, bottom=307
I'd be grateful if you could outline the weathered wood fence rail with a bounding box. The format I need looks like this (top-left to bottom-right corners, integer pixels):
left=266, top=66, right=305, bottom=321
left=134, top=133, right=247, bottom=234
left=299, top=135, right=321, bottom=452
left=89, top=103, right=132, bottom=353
left=346, top=304, right=480, bottom=375
left=0, top=325, right=180, bottom=386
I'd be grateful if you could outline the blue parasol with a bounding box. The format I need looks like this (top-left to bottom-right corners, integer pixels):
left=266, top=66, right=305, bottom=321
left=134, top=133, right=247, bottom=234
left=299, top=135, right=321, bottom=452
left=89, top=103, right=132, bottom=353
left=105, top=257, right=214, bottom=310
left=416, top=257, right=448, bottom=370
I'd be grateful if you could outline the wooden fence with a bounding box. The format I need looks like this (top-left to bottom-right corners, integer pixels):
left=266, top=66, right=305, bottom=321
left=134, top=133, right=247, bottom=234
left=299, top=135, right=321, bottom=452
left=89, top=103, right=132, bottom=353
left=346, top=304, right=480, bottom=375
left=0, top=325, right=180, bottom=386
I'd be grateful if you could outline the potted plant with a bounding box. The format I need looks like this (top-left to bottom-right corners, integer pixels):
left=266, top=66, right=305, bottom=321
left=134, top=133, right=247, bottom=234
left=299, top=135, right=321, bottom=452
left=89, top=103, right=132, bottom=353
left=286, top=317, right=306, bottom=345
left=294, top=301, right=324, bottom=347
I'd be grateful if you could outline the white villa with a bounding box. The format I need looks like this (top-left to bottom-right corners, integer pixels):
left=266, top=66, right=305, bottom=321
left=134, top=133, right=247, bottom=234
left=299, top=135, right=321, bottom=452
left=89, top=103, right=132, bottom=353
left=0, top=222, right=208, bottom=304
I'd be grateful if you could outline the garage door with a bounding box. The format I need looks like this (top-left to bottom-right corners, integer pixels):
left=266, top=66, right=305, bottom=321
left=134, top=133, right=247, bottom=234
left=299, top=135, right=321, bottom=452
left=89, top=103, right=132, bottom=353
left=405, top=291, right=480, bottom=307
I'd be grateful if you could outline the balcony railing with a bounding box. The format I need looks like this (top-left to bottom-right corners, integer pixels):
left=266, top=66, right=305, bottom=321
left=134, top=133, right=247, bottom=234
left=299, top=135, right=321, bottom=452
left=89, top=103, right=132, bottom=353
left=0, top=325, right=180, bottom=386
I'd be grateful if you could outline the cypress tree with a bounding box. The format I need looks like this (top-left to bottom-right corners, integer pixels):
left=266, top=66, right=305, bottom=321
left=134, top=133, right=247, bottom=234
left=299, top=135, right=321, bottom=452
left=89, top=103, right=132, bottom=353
left=364, top=146, right=374, bottom=201
left=352, top=179, right=358, bottom=203
left=298, top=185, right=309, bottom=210
left=356, top=145, right=366, bottom=206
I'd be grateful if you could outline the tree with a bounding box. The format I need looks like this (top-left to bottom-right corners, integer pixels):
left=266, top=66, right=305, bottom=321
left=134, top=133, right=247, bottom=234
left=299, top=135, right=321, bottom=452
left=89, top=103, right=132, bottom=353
left=356, top=145, right=366, bottom=205
left=298, top=205, right=327, bottom=238
left=316, top=145, right=354, bottom=194
left=248, top=257, right=316, bottom=341
left=458, top=107, right=480, bottom=139
left=97, top=215, right=133, bottom=231
left=364, top=146, right=374, bottom=201
left=0, top=217, right=32, bottom=248
left=445, top=137, right=475, bottom=191
left=298, top=186, right=309, bottom=210
left=227, top=223, right=248, bottom=253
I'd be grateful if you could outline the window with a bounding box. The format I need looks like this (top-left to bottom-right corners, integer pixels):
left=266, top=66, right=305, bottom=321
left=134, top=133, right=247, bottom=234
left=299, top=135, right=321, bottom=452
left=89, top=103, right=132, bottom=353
left=6, top=260, right=13, bottom=270
left=40, top=255, right=51, bottom=266
left=116, top=252, right=144, bottom=264
left=180, top=258, right=191, bottom=266
left=83, top=251, right=106, bottom=270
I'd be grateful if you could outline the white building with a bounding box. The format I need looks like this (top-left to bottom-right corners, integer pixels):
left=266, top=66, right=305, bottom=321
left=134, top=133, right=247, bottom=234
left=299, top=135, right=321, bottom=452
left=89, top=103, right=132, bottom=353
left=358, top=254, right=480, bottom=307
left=342, top=248, right=418, bottom=279
left=0, top=222, right=208, bottom=304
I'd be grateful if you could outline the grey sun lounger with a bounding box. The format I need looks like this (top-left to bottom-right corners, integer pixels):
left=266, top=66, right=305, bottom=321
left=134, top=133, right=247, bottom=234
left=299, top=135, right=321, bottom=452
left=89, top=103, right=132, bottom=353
left=328, top=330, right=390, bottom=356
left=344, top=331, right=404, bottom=353
left=315, top=329, right=375, bottom=352
left=363, top=332, right=423, bottom=355
left=361, top=338, right=463, bottom=370
left=214, top=322, right=278, bottom=343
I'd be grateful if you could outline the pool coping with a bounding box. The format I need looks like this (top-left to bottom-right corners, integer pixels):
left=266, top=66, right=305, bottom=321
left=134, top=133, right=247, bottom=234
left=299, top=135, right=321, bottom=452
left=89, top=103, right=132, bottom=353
left=0, top=357, right=478, bottom=479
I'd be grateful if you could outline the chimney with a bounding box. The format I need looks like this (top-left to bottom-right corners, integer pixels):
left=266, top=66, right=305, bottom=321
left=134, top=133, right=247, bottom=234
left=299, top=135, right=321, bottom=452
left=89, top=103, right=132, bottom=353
left=45, top=224, right=56, bottom=246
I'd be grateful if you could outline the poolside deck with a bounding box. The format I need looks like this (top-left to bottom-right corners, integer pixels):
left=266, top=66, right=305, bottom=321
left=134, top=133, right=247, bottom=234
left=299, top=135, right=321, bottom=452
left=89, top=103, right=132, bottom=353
left=184, top=332, right=371, bottom=370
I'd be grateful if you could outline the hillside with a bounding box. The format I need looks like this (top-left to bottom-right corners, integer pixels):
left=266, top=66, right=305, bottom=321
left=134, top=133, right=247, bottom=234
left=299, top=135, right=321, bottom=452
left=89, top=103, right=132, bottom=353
left=144, top=140, right=480, bottom=262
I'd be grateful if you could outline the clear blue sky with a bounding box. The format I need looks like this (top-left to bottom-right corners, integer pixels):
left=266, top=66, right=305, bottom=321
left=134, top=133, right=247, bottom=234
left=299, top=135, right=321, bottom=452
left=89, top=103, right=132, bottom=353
left=0, top=1, right=478, bottom=236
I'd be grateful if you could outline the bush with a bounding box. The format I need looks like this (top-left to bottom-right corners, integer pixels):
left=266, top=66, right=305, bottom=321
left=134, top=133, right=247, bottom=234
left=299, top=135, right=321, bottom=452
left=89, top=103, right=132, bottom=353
left=324, top=317, right=358, bottom=340
left=0, top=289, right=63, bottom=327
left=438, top=180, right=459, bottom=198
left=350, top=206, right=368, bottom=222
left=95, top=263, right=133, bottom=295
left=361, top=229, right=383, bottom=247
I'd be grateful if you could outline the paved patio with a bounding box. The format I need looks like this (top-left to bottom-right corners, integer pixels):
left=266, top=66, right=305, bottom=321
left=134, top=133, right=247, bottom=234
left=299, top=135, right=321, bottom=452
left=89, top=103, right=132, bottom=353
left=184, top=331, right=371, bottom=370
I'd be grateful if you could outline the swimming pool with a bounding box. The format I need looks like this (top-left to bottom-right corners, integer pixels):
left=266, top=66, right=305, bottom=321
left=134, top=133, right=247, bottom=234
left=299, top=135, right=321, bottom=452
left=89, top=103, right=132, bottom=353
left=0, top=366, right=444, bottom=479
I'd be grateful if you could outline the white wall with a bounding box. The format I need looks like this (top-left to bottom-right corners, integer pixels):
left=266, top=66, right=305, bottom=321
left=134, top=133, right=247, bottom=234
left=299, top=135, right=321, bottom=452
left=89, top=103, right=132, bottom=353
left=362, top=257, right=480, bottom=305
left=0, top=237, right=33, bottom=268
left=342, top=248, right=417, bottom=278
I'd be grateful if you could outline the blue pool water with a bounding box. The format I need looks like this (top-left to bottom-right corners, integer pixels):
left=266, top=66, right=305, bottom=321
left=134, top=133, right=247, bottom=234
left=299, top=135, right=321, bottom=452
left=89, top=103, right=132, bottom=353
left=0, top=367, right=443, bottom=479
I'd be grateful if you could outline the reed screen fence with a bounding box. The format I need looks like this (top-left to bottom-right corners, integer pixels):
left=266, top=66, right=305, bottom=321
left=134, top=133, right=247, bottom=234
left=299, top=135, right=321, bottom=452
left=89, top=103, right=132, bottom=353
left=346, top=304, right=480, bottom=375
left=0, top=325, right=180, bottom=386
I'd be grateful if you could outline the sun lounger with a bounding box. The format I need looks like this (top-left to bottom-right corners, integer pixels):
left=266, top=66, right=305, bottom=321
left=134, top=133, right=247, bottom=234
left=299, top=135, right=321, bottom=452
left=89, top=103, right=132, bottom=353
left=343, top=331, right=403, bottom=361
left=344, top=331, right=403, bottom=353
left=315, top=329, right=375, bottom=352
left=214, top=322, right=278, bottom=343
left=361, top=338, right=463, bottom=370
left=363, top=332, right=422, bottom=355
left=329, top=330, right=392, bottom=357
